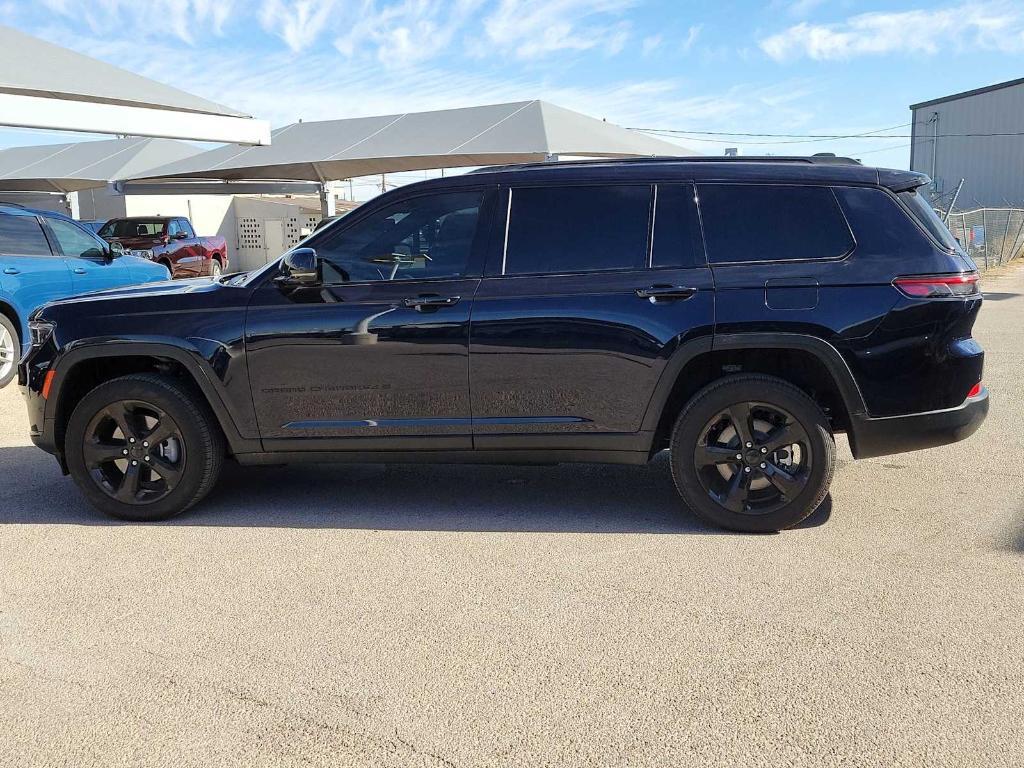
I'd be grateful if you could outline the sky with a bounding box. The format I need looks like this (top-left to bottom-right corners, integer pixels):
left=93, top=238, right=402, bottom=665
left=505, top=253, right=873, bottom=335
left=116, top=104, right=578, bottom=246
left=2, top=0, right=1023, bottom=196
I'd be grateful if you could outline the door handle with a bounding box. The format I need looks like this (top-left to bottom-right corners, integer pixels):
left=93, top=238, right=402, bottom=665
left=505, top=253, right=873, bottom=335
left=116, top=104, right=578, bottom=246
left=635, top=285, right=697, bottom=302
left=2, top=267, right=20, bottom=275
left=402, top=295, right=461, bottom=310
left=73, top=267, right=87, bottom=274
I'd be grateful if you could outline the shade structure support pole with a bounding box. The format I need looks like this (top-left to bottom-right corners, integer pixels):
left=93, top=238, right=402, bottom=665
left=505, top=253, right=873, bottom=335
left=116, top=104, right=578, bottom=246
left=319, top=182, right=336, bottom=219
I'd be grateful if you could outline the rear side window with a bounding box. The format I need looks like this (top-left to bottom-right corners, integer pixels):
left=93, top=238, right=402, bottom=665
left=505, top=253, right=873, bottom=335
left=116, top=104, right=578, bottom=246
left=652, top=183, right=705, bottom=269
left=0, top=213, right=52, bottom=256
left=698, top=184, right=854, bottom=264
left=898, top=189, right=958, bottom=251
left=503, top=185, right=650, bottom=275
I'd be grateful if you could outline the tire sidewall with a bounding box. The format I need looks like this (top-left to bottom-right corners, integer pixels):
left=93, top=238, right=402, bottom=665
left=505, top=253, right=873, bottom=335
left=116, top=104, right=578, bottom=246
left=0, top=314, right=18, bottom=388
left=671, top=377, right=834, bottom=533
left=65, top=377, right=211, bottom=521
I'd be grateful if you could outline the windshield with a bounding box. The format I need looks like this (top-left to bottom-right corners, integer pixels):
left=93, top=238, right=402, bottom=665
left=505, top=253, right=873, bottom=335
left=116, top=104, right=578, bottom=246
left=99, top=219, right=165, bottom=238
left=899, top=190, right=959, bottom=251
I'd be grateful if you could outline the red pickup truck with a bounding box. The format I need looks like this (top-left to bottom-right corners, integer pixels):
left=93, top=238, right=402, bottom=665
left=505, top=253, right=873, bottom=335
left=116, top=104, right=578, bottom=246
left=97, top=216, right=227, bottom=279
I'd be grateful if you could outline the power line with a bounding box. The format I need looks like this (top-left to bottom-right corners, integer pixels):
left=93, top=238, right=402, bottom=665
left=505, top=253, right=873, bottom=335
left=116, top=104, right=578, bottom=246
left=629, top=122, right=912, bottom=141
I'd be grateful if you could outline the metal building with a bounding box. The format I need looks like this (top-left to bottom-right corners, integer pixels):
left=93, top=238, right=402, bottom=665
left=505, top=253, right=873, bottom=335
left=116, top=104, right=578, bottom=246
left=910, top=77, right=1024, bottom=208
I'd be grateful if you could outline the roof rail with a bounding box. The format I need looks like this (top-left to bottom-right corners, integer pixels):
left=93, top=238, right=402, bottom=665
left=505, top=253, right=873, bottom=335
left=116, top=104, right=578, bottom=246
left=469, top=155, right=862, bottom=174
left=0, top=201, right=27, bottom=208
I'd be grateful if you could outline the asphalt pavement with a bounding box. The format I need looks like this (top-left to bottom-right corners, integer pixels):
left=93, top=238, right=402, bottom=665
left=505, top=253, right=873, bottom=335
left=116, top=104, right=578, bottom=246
left=1, top=265, right=1022, bottom=767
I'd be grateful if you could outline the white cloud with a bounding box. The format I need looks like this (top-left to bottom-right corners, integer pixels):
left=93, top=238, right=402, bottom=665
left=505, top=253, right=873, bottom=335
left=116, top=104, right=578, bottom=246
left=641, top=34, right=662, bottom=55
left=36, top=0, right=237, bottom=43
left=682, top=24, right=702, bottom=53
left=480, top=0, right=636, bottom=59
left=760, top=2, right=1024, bottom=61
left=259, top=0, right=339, bottom=51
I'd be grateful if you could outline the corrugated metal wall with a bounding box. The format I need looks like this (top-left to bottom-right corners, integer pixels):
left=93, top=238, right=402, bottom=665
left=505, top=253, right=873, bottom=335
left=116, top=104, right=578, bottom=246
left=910, top=81, right=1024, bottom=208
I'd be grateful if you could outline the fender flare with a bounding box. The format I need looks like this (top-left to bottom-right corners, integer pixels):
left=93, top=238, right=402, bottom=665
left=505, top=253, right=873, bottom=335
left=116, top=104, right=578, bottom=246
left=45, top=339, right=259, bottom=455
left=639, top=332, right=868, bottom=435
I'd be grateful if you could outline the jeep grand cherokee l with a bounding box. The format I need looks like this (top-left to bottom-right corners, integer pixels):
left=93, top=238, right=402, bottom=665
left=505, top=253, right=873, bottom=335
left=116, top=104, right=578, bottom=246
left=18, top=158, right=988, bottom=532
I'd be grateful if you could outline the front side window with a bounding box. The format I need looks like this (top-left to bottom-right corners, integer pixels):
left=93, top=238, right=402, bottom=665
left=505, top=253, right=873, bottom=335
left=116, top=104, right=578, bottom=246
left=698, top=184, right=855, bottom=264
left=46, top=217, right=106, bottom=260
left=178, top=219, right=195, bottom=238
left=503, top=185, right=651, bottom=275
left=0, top=213, right=52, bottom=257
left=315, top=191, right=483, bottom=283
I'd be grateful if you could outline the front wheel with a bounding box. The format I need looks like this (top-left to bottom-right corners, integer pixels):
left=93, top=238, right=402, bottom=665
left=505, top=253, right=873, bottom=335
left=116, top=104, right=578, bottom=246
left=210, top=259, right=222, bottom=278
left=670, top=374, right=836, bottom=532
left=65, top=374, right=224, bottom=521
left=0, top=314, right=18, bottom=388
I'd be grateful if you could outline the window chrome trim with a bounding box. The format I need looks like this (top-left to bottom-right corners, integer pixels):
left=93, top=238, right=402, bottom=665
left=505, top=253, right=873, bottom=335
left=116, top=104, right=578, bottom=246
left=500, top=188, right=513, bottom=275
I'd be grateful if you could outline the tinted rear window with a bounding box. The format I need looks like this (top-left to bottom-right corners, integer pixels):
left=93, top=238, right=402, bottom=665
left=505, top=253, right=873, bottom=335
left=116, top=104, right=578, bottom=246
left=898, top=190, right=958, bottom=251
left=504, top=185, right=650, bottom=275
left=0, top=213, right=52, bottom=256
left=99, top=219, right=165, bottom=238
left=698, top=184, right=854, bottom=264
left=652, top=183, right=705, bottom=269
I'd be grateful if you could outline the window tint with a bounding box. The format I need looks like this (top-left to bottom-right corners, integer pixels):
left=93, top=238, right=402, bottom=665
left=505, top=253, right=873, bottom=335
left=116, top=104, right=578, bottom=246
left=652, top=183, right=705, bottom=269
left=698, top=184, right=854, bottom=264
left=504, top=185, right=650, bottom=275
left=898, top=190, right=958, bottom=251
left=178, top=219, right=195, bottom=238
left=0, top=213, right=52, bottom=256
left=47, top=217, right=106, bottom=259
left=316, top=191, right=483, bottom=283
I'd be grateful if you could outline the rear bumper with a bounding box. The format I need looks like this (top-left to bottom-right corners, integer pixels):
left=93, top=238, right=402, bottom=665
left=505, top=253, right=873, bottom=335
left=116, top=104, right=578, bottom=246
left=848, top=388, right=989, bottom=459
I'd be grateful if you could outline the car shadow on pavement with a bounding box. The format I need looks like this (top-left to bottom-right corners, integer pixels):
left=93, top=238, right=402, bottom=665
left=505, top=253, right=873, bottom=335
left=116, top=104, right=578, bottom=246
left=982, top=292, right=1022, bottom=301
left=0, top=445, right=831, bottom=534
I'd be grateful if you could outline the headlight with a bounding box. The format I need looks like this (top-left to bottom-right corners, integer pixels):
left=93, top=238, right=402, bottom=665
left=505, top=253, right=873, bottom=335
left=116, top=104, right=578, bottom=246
left=29, top=319, right=56, bottom=348
left=131, top=249, right=155, bottom=260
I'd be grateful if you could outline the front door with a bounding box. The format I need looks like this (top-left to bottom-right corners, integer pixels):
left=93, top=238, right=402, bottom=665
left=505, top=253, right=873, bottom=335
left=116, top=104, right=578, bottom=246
left=469, top=183, right=715, bottom=451
left=245, top=187, right=493, bottom=452
left=43, top=216, right=132, bottom=294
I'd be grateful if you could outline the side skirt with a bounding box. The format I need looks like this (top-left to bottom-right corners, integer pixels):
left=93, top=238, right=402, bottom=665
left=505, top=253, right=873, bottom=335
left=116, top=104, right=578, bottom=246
left=234, top=449, right=652, bottom=467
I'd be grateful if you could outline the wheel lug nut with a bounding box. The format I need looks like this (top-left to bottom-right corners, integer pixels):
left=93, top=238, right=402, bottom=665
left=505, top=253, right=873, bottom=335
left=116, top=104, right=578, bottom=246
left=144, top=456, right=150, bottom=462
left=760, top=447, right=768, bottom=453
left=744, top=467, right=751, bottom=473
left=129, top=437, right=136, bottom=443
left=735, top=453, right=743, bottom=460
left=131, top=460, right=138, bottom=466
left=122, top=449, right=129, bottom=455
left=759, top=462, right=766, bottom=469
left=745, top=442, right=753, bottom=448
left=143, top=441, right=149, bottom=448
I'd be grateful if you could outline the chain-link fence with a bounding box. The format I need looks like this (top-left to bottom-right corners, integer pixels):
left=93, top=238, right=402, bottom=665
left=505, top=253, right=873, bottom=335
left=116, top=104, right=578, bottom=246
left=943, top=208, right=1024, bottom=270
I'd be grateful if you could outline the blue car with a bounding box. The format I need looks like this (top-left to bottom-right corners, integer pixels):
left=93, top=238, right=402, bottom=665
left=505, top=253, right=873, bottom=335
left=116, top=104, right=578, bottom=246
left=0, top=204, right=169, bottom=387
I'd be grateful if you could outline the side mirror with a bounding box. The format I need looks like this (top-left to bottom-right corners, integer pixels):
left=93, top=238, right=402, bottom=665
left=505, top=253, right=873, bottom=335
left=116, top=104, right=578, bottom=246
left=173, top=230, right=188, bottom=240
left=109, top=241, right=126, bottom=258
left=276, top=247, right=319, bottom=286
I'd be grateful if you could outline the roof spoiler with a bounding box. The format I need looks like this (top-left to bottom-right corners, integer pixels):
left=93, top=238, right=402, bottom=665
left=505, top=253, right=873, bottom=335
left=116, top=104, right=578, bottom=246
left=877, top=169, right=930, bottom=193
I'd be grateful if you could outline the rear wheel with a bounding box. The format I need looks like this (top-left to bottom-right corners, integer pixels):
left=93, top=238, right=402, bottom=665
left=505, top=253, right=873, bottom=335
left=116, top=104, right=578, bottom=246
left=65, top=374, right=224, bottom=521
left=670, top=374, right=835, bottom=532
left=0, top=314, right=19, bottom=388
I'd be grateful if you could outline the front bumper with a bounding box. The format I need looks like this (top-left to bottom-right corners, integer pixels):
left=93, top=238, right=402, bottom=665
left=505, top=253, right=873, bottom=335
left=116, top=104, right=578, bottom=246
left=848, top=387, right=989, bottom=459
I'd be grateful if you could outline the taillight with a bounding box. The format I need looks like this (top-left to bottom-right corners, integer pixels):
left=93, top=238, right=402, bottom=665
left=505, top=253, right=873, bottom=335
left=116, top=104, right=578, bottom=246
left=967, top=381, right=983, bottom=399
left=893, top=272, right=980, bottom=298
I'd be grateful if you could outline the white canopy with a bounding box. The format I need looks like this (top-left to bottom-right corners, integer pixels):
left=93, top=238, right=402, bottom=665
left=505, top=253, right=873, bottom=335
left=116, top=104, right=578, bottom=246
left=133, top=100, right=693, bottom=183
left=0, top=137, right=203, bottom=193
left=0, top=24, right=270, bottom=145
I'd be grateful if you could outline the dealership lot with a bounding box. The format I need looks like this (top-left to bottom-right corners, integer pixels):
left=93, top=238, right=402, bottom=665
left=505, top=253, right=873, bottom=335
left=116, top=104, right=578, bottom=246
left=1, top=267, right=1022, bottom=767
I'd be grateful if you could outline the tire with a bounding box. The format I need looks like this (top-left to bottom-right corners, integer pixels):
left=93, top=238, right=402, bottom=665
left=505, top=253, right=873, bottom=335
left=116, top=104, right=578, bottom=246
left=210, top=258, right=222, bottom=278
left=64, top=373, right=224, bottom=522
left=670, top=374, right=836, bottom=533
left=0, top=313, right=18, bottom=388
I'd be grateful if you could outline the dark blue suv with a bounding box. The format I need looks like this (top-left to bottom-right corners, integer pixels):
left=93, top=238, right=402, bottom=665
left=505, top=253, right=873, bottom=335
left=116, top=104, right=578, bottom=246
left=18, top=158, right=987, bottom=532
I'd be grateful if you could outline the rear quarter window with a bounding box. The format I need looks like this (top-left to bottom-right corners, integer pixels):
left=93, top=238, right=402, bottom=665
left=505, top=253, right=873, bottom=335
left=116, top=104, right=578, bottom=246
left=898, top=189, right=959, bottom=251
left=698, top=184, right=854, bottom=264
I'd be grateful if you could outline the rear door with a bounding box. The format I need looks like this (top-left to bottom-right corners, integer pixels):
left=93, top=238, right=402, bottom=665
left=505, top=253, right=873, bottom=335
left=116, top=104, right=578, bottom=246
left=468, top=182, right=715, bottom=452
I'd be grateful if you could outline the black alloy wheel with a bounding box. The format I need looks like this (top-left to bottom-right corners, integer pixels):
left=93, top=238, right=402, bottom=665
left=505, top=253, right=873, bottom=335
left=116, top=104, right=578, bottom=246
left=65, top=374, right=224, bottom=521
left=82, top=399, right=186, bottom=505
left=670, top=374, right=836, bottom=532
